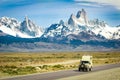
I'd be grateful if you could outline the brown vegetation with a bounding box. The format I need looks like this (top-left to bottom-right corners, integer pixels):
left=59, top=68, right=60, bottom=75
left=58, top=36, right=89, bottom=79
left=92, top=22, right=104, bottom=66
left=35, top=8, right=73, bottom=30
left=0, top=51, right=120, bottom=78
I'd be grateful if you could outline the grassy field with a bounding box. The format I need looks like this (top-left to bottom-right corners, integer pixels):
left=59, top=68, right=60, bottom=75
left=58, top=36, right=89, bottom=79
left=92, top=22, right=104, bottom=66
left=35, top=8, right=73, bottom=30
left=57, top=67, right=120, bottom=80
left=0, top=51, right=120, bottom=78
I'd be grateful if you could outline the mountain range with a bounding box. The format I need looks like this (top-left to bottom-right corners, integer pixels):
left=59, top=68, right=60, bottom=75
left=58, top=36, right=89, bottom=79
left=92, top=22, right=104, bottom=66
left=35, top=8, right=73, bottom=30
left=0, top=9, right=120, bottom=52
left=0, top=16, right=43, bottom=38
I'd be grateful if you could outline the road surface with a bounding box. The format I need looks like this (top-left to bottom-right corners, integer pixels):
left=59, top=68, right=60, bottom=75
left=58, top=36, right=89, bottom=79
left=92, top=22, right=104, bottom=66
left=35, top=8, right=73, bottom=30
left=1, top=63, right=120, bottom=80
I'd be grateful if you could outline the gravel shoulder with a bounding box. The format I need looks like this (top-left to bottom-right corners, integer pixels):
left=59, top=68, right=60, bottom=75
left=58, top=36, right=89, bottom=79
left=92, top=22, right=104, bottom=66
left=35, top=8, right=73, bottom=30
left=57, top=67, right=120, bottom=80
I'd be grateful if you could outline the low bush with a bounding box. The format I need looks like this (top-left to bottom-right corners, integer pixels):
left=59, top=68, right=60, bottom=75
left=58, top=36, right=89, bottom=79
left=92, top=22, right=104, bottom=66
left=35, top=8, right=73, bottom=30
left=53, top=64, right=64, bottom=69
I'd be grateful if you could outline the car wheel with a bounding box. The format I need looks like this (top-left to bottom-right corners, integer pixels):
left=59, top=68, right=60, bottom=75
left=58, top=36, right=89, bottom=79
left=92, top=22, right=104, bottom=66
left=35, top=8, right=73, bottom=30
left=89, top=68, right=91, bottom=71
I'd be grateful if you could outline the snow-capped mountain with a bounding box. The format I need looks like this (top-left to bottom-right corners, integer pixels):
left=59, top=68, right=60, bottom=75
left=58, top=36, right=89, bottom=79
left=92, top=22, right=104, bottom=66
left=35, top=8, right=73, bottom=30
left=0, top=9, right=120, bottom=51
left=0, top=16, right=43, bottom=38
left=42, top=9, right=120, bottom=41
left=0, top=9, right=119, bottom=40
left=88, top=19, right=120, bottom=40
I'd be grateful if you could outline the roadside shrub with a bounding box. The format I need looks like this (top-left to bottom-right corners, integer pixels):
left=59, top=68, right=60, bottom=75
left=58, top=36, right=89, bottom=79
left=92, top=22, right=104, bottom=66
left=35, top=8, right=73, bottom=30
left=2, top=68, right=18, bottom=75
left=4, top=65, right=17, bottom=69
left=42, top=65, right=48, bottom=69
left=105, top=61, right=108, bottom=63
left=25, top=66, right=36, bottom=71
left=17, top=66, right=35, bottom=72
left=56, top=56, right=65, bottom=58
left=53, top=64, right=64, bottom=69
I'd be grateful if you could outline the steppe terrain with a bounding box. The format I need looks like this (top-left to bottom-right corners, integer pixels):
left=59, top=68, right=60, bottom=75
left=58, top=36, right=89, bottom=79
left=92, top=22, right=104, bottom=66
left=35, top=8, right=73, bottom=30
left=0, top=51, right=120, bottom=78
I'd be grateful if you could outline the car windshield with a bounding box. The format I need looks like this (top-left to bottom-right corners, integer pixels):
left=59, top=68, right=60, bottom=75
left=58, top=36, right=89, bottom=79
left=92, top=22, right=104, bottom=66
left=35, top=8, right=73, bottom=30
left=81, top=61, right=89, bottom=64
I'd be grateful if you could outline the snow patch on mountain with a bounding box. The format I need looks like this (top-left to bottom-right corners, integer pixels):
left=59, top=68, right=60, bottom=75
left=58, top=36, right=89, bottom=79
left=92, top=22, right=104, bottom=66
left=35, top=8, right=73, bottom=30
left=0, top=25, right=16, bottom=36
left=0, top=16, right=43, bottom=38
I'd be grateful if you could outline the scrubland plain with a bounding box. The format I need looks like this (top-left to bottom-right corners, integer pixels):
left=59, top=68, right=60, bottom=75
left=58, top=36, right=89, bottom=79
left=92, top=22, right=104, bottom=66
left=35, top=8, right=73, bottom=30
left=0, top=51, right=120, bottom=78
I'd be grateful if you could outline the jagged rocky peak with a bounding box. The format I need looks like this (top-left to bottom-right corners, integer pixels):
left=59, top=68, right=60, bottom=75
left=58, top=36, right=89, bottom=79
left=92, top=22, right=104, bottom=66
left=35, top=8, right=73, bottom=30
left=59, top=20, right=64, bottom=25
left=21, top=16, right=36, bottom=31
left=68, top=9, right=88, bottom=26
left=68, top=14, right=76, bottom=25
left=76, top=10, right=81, bottom=18
left=23, top=16, right=31, bottom=25
left=76, top=9, right=86, bottom=18
left=20, top=16, right=43, bottom=37
left=81, top=9, right=86, bottom=18
left=70, top=14, right=76, bottom=19
left=77, top=9, right=88, bottom=24
left=25, top=16, right=28, bottom=21
left=25, top=16, right=29, bottom=26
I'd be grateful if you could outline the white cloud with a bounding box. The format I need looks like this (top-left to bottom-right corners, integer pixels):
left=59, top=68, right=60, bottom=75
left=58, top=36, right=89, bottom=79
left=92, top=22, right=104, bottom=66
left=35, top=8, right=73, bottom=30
left=76, top=2, right=103, bottom=8
left=75, top=0, right=120, bottom=9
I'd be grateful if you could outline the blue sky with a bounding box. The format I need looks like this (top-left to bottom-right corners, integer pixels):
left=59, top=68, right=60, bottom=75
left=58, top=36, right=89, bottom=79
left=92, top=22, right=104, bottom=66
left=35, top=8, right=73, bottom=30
left=0, top=0, right=120, bottom=27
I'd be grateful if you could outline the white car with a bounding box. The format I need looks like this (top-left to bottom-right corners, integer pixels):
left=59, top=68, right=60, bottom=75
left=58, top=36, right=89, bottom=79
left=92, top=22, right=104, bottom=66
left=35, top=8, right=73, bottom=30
left=78, top=55, right=93, bottom=71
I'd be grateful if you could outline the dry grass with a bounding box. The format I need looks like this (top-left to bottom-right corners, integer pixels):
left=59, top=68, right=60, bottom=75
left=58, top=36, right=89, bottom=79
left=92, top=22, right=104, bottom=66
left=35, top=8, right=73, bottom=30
left=0, top=51, right=120, bottom=66
left=0, top=51, right=120, bottom=78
